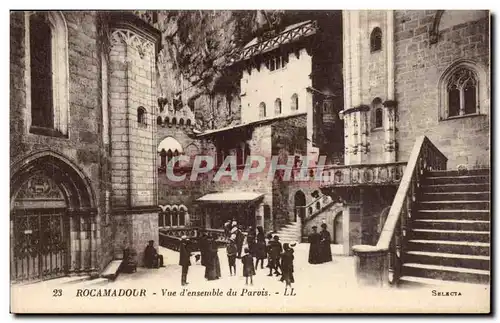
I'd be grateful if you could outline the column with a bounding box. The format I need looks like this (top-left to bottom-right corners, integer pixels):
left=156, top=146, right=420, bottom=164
left=383, top=100, right=398, bottom=163
left=306, top=89, right=314, bottom=156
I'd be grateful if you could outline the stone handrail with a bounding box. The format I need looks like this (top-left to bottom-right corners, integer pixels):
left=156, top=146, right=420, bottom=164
left=319, top=162, right=408, bottom=187
left=352, top=136, right=447, bottom=286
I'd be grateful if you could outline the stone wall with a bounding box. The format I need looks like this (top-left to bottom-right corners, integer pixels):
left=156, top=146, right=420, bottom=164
left=240, top=48, right=312, bottom=123
left=9, top=12, right=112, bottom=272
left=394, top=10, right=490, bottom=169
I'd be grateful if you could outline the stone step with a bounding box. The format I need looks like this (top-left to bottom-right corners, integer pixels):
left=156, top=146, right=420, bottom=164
left=422, top=183, right=490, bottom=193
left=409, top=229, right=489, bottom=243
left=100, top=260, right=122, bottom=280
left=417, top=200, right=489, bottom=210
left=407, top=240, right=489, bottom=256
left=422, top=191, right=490, bottom=201
left=427, top=169, right=490, bottom=177
left=404, top=251, right=490, bottom=271
left=417, top=210, right=490, bottom=221
left=412, top=219, right=490, bottom=231
left=424, top=175, right=489, bottom=185
left=402, top=263, right=490, bottom=284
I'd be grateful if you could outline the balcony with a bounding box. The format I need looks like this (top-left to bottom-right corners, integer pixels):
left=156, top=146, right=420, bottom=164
left=318, top=162, right=408, bottom=188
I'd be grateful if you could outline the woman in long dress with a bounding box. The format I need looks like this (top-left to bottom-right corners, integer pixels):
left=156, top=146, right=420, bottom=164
left=308, top=226, right=321, bottom=264
left=319, top=223, right=333, bottom=263
left=204, top=236, right=221, bottom=280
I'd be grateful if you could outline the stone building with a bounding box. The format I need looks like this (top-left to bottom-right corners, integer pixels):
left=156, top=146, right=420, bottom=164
left=10, top=10, right=490, bottom=285
left=10, top=11, right=162, bottom=283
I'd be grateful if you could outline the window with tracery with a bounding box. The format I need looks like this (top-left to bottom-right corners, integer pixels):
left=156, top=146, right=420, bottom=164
left=27, top=12, right=69, bottom=137
left=446, top=67, right=478, bottom=117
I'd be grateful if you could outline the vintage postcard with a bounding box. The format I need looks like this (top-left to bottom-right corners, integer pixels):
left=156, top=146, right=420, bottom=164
left=9, top=9, right=490, bottom=314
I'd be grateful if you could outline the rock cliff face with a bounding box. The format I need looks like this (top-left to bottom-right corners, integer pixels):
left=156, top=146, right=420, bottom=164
left=136, top=10, right=315, bottom=130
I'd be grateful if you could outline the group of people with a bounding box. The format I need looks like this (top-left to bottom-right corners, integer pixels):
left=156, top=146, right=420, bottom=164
left=307, top=223, right=333, bottom=264
left=226, top=222, right=295, bottom=288
left=177, top=220, right=332, bottom=287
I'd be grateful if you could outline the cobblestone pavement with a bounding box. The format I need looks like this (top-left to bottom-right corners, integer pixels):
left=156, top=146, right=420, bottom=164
left=11, top=243, right=490, bottom=313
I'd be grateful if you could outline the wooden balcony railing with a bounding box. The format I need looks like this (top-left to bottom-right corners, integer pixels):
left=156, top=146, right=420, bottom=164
left=351, top=136, right=447, bottom=286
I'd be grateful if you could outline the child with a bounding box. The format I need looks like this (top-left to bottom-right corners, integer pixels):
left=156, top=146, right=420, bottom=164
left=226, top=235, right=237, bottom=276
left=241, top=247, right=255, bottom=285
left=280, top=243, right=295, bottom=290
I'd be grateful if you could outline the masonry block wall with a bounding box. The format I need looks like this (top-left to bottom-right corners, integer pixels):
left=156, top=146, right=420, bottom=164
left=394, top=10, right=490, bottom=168
left=9, top=12, right=110, bottom=272
left=107, top=17, right=161, bottom=264
left=109, top=29, right=157, bottom=208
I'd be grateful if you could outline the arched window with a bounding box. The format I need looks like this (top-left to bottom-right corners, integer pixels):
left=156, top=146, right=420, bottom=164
left=172, top=209, right=179, bottom=227
left=375, top=108, right=383, bottom=128
left=447, top=67, right=478, bottom=117
left=137, top=107, right=147, bottom=126
left=372, top=97, right=384, bottom=129
left=157, top=116, right=163, bottom=125
left=186, top=119, right=191, bottom=126
left=291, top=93, right=298, bottom=111
left=439, top=61, right=487, bottom=120
left=259, top=102, right=266, bottom=118
left=179, top=207, right=186, bottom=226
left=165, top=209, right=171, bottom=226
left=179, top=118, right=184, bottom=126
left=172, top=117, right=177, bottom=125
left=370, top=27, right=382, bottom=53
left=158, top=212, right=165, bottom=227
left=28, top=12, right=69, bottom=136
left=274, top=98, right=282, bottom=115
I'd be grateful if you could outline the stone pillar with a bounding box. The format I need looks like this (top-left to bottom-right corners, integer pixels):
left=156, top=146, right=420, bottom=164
left=342, top=206, right=351, bottom=255
left=306, top=89, right=314, bottom=156
left=352, top=245, right=389, bottom=287
left=383, top=100, right=398, bottom=163
left=341, top=105, right=370, bottom=165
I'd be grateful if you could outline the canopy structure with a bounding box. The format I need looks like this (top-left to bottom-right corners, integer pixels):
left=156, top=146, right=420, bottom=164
left=196, top=191, right=264, bottom=205
left=157, top=136, right=183, bottom=153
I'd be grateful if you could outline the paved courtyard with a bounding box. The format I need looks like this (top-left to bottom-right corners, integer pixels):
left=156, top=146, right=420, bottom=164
left=11, top=243, right=490, bottom=313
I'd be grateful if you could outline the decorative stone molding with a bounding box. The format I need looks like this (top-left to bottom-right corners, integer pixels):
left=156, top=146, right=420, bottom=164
left=429, top=10, right=445, bottom=45
left=111, top=28, right=155, bottom=58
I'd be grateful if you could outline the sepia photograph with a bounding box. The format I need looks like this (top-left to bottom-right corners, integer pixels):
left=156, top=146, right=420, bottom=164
left=8, top=8, right=491, bottom=314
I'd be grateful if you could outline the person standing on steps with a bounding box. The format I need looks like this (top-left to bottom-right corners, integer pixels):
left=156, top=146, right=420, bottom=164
left=179, top=236, right=191, bottom=286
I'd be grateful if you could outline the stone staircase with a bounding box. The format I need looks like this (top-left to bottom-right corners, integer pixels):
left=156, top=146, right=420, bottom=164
left=400, top=168, right=490, bottom=286
left=274, top=221, right=301, bottom=244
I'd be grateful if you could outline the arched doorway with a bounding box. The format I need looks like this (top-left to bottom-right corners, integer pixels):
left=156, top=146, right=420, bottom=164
left=293, top=190, right=306, bottom=222
left=333, top=212, right=343, bottom=244
left=10, top=151, right=95, bottom=283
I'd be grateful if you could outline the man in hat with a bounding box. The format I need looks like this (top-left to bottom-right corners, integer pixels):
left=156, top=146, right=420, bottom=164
left=179, top=235, right=191, bottom=286
left=308, top=226, right=321, bottom=264
left=319, top=223, right=333, bottom=263
left=267, top=235, right=282, bottom=276
left=144, top=240, right=164, bottom=268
